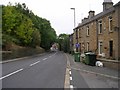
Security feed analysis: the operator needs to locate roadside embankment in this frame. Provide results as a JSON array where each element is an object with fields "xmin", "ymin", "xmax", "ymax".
[{"xmin": 2, "ymin": 45, "xmax": 45, "ymax": 60}]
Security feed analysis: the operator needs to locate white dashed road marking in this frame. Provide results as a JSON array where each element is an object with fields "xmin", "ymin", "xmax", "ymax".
[
  {"xmin": 29, "ymin": 61, "xmax": 40, "ymax": 66},
  {"xmin": 43, "ymin": 58, "xmax": 47, "ymax": 61},
  {"xmin": 70, "ymin": 85, "xmax": 74, "ymax": 89},
  {"xmin": 69, "ymin": 71, "xmax": 71, "ymax": 75},
  {"xmin": 0, "ymin": 53, "xmax": 56, "ymax": 80},
  {"xmin": 0, "ymin": 68, "xmax": 23, "ymax": 80},
  {"xmin": 70, "ymin": 76, "xmax": 72, "ymax": 80}
]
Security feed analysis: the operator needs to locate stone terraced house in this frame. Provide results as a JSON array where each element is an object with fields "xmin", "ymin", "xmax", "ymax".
[{"xmin": 72, "ymin": 0, "xmax": 120, "ymax": 61}]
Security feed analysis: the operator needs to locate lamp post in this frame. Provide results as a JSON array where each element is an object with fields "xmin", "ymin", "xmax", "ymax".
[
  {"xmin": 70, "ymin": 8, "xmax": 76, "ymax": 27},
  {"xmin": 71, "ymin": 8, "xmax": 78, "ymax": 52}
]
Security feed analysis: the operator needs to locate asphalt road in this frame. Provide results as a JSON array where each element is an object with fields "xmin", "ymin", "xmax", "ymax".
[
  {"xmin": 1, "ymin": 51, "xmax": 67, "ymax": 88},
  {"xmin": 1, "ymin": 52, "xmax": 119, "ymax": 89}
]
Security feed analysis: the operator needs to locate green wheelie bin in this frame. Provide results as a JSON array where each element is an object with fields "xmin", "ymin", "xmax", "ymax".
[
  {"xmin": 74, "ymin": 52, "xmax": 80, "ymax": 62},
  {"xmin": 85, "ymin": 53, "xmax": 96, "ymax": 66}
]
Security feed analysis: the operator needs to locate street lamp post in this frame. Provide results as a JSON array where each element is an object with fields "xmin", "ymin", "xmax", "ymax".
[
  {"xmin": 70, "ymin": 8, "xmax": 78, "ymax": 52},
  {"xmin": 70, "ymin": 8, "xmax": 76, "ymax": 27}
]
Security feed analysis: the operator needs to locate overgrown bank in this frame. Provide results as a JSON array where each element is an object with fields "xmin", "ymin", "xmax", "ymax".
[
  {"xmin": 1, "ymin": 3, "xmax": 57, "ymax": 60},
  {"xmin": 2, "ymin": 3, "xmax": 57, "ymax": 51},
  {"xmin": 2, "ymin": 44, "xmax": 45, "ymax": 60}
]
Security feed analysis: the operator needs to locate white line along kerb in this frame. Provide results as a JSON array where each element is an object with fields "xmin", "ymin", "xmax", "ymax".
[
  {"xmin": 70, "ymin": 76, "xmax": 72, "ymax": 80},
  {"xmin": 70, "ymin": 85, "xmax": 74, "ymax": 89},
  {"xmin": 69, "ymin": 71, "xmax": 71, "ymax": 75},
  {"xmin": 0, "ymin": 68, "xmax": 23, "ymax": 80}
]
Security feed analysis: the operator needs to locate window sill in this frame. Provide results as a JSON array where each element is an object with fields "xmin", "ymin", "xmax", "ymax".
[
  {"xmin": 98, "ymin": 33, "xmax": 102, "ymax": 35},
  {"xmin": 109, "ymin": 30, "xmax": 113, "ymax": 33},
  {"xmin": 86, "ymin": 35, "xmax": 90, "ymax": 37}
]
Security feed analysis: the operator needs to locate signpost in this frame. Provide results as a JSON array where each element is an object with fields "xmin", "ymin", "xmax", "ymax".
[
  {"xmin": 75, "ymin": 43, "xmax": 80, "ymax": 48},
  {"xmin": 75, "ymin": 43, "xmax": 80, "ymax": 52}
]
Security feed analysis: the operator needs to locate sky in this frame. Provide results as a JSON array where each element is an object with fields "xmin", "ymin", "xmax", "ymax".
[{"xmin": 1, "ymin": 0, "xmax": 119, "ymax": 36}]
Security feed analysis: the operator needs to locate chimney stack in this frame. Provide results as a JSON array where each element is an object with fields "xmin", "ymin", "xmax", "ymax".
[
  {"xmin": 103, "ymin": 0, "xmax": 113, "ymax": 11},
  {"xmin": 82, "ymin": 17, "xmax": 88, "ymax": 23},
  {"xmin": 88, "ymin": 11, "xmax": 95, "ymax": 19}
]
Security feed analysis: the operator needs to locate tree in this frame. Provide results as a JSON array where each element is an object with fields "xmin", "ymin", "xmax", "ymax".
[
  {"xmin": 31, "ymin": 29, "xmax": 41, "ymax": 48},
  {"xmin": 58, "ymin": 34, "xmax": 70, "ymax": 52},
  {"xmin": 2, "ymin": 3, "xmax": 57, "ymax": 50}
]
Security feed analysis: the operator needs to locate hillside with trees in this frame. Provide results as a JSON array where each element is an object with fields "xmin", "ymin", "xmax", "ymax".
[{"xmin": 2, "ymin": 3, "xmax": 57, "ymax": 51}]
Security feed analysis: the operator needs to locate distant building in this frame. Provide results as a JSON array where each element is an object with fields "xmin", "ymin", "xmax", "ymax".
[{"xmin": 72, "ymin": 0, "xmax": 120, "ymax": 60}]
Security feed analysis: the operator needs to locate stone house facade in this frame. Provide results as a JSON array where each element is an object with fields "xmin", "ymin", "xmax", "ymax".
[{"xmin": 73, "ymin": 0, "xmax": 120, "ymax": 60}]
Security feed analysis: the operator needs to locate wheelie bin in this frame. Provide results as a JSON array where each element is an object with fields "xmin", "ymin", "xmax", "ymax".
[
  {"xmin": 74, "ymin": 52, "xmax": 80, "ymax": 62},
  {"xmin": 85, "ymin": 53, "xmax": 96, "ymax": 66}
]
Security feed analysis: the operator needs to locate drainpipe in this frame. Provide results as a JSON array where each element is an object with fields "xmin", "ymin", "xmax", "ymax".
[{"xmin": 96, "ymin": 20, "xmax": 98, "ymax": 54}]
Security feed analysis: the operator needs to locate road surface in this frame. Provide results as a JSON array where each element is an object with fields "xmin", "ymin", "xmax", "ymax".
[
  {"xmin": 2, "ymin": 51, "xmax": 67, "ymax": 88},
  {"xmin": 1, "ymin": 51, "xmax": 119, "ymax": 89}
]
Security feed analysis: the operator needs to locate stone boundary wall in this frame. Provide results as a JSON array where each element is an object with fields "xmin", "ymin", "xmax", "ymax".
[{"xmin": 2, "ymin": 47, "xmax": 45, "ymax": 60}]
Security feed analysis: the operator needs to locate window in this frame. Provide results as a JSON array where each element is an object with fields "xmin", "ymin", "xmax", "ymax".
[
  {"xmin": 109, "ymin": 40, "xmax": 113, "ymax": 57},
  {"xmin": 98, "ymin": 20, "xmax": 102, "ymax": 34},
  {"xmin": 79, "ymin": 29, "xmax": 81, "ymax": 38},
  {"xmin": 86, "ymin": 26, "xmax": 89, "ymax": 36},
  {"xmin": 82, "ymin": 42, "xmax": 85, "ymax": 50},
  {"xmin": 76, "ymin": 29, "xmax": 78, "ymax": 39},
  {"xmin": 86, "ymin": 42, "xmax": 89, "ymax": 51},
  {"xmin": 109, "ymin": 17, "xmax": 113, "ymax": 32},
  {"xmin": 98, "ymin": 41, "xmax": 103, "ymax": 55}
]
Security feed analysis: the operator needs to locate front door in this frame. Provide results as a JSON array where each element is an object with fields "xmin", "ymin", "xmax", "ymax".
[{"xmin": 109, "ymin": 41, "xmax": 113, "ymax": 57}]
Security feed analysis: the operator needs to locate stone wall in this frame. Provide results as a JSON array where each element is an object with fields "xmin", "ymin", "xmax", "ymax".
[{"xmin": 2, "ymin": 47, "xmax": 45, "ymax": 60}]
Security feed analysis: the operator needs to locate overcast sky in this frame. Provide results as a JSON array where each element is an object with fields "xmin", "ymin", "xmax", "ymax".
[{"xmin": 1, "ymin": 0, "xmax": 119, "ymax": 35}]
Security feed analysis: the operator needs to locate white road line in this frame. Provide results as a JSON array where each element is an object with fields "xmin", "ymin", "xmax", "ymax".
[
  {"xmin": 70, "ymin": 76, "xmax": 72, "ymax": 80},
  {"xmin": 69, "ymin": 71, "xmax": 71, "ymax": 75},
  {"xmin": 0, "ymin": 68, "xmax": 23, "ymax": 80},
  {"xmin": 70, "ymin": 85, "xmax": 74, "ymax": 88},
  {"xmin": 43, "ymin": 58, "xmax": 47, "ymax": 61},
  {"xmin": 29, "ymin": 61, "xmax": 40, "ymax": 66},
  {"xmin": 52, "ymin": 52, "xmax": 57, "ymax": 57}
]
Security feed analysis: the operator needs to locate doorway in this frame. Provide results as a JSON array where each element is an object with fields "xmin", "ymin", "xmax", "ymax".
[{"xmin": 109, "ymin": 40, "xmax": 113, "ymax": 57}]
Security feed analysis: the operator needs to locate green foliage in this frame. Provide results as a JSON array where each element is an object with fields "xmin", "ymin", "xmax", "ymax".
[
  {"xmin": 2, "ymin": 4, "xmax": 34, "ymax": 46},
  {"xmin": 58, "ymin": 34, "xmax": 70, "ymax": 53},
  {"xmin": 31, "ymin": 29, "xmax": 41, "ymax": 48},
  {"xmin": 2, "ymin": 3, "xmax": 57, "ymax": 50}
]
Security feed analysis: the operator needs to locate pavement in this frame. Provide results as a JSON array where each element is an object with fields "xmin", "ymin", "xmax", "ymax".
[
  {"xmin": 66, "ymin": 53, "xmax": 120, "ymax": 80},
  {"xmin": 65, "ymin": 53, "xmax": 120, "ymax": 89}
]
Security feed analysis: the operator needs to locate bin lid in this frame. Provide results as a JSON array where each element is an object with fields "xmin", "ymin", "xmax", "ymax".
[
  {"xmin": 85, "ymin": 52, "xmax": 95, "ymax": 55},
  {"xmin": 75, "ymin": 52, "xmax": 80, "ymax": 54},
  {"xmin": 81, "ymin": 53, "xmax": 85, "ymax": 57}
]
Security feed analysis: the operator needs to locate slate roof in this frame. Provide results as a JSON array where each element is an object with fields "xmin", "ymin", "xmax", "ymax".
[{"xmin": 74, "ymin": 1, "xmax": 120, "ymax": 29}]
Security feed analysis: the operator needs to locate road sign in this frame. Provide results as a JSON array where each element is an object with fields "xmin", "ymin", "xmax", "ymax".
[{"xmin": 75, "ymin": 43, "xmax": 80, "ymax": 48}]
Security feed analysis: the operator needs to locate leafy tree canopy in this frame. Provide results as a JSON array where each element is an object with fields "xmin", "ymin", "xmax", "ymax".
[{"xmin": 2, "ymin": 3, "xmax": 57, "ymax": 50}]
